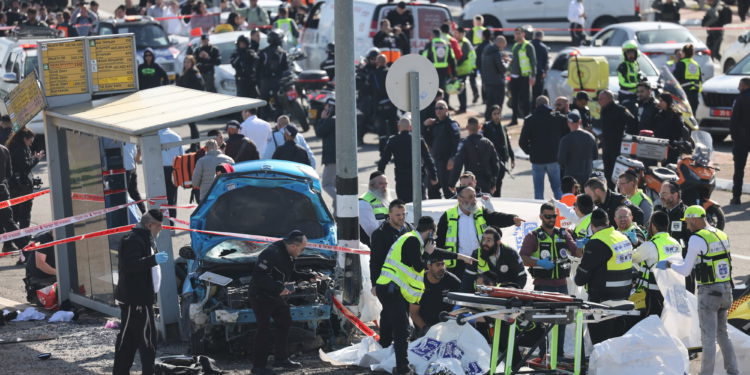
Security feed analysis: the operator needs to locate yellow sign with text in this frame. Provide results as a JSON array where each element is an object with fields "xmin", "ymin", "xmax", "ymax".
[
  {"xmin": 40, "ymin": 39, "xmax": 88, "ymax": 97},
  {"xmin": 4, "ymin": 71, "xmax": 45, "ymax": 130},
  {"xmin": 89, "ymin": 36, "xmax": 137, "ymax": 93}
]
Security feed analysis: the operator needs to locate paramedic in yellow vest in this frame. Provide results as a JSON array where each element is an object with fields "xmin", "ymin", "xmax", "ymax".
[
  {"xmin": 509, "ymin": 26, "xmax": 537, "ymax": 125},
  {"xmin": 273, "ymin": 7, "xmax": 299, "ymax": 46},
  {"xmin": 659, "ymin": 206, "xmax": 738, "ymax": 375},
  {"xmin": 468, "ymin": 15, "xmax": 487, "ymax": 105},
  {"xmin": 436, "ymin": 186, "xmax": 523, "ymax": 277},
  {"xmin": 468, "ymin": 15, "xmax": 487, "ymax": 46},
  {"xmin": 376, "ymin": 216, "xmax": 474, "ymax": 375},
  {"xmin": 422, "ymin": 29, "xmax": 455, "ymax": 97},
  {"xmin": 617, "ymin": 40, "xmax": 644, "ymax": 114},
  {"xmin": 666, "ymin": 48, "xmax": 683, "ymax": 73},
  {"xmin": 520, "ymin": 202, "xmax": 581, "ymax": 356},
  {"xmin": 674, "ymin": 43, "xmax": 702, "ymax": 115},
  {"xmin": 631, "ymin": 211, "xmax": 682, "ymax": 319},
  {"xmin": 452, "ymin": 27, "xmax": 476, "ymax": 114},
  {"xmin": 574, "ymin": 208, "xmax": 634, "ymax": 345},
  {"xmin": 554, "ymin": 193, "xmax": 596, "ymax": 240},
  {"xmin": 617, "ymin": 171, "xmax": 653, "ymax": 224},
  {"xmin": 359, "ymin": 171, "xmax": 390, "ymax": 247}
]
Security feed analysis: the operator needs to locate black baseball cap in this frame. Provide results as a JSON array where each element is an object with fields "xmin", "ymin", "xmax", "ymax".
[
  {"xmin": 575, "ymin": 92, "xmax": 589, "ymax": 101},
  {"xmin": 226, "ymin": 120, "xmax": 241, "ymax": 130}
]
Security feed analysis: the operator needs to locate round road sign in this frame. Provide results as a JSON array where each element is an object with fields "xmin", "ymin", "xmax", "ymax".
[{"xmin": 385, "ymin": 54, "xmax": 439, "ymax": 112}]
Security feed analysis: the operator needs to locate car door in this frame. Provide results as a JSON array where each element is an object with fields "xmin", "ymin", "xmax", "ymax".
[
  {"xmin": 604, "ymin": 29, "xmax": 629, "ymax": 47},
  {"xmin": 500, "ymin": 0, "xmax": 545, "ymax": 31},
  {"xmin": 542, "ymin": 0, "xmax": 570, "ymax": 33}
]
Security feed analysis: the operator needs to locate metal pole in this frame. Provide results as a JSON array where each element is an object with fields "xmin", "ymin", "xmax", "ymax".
[
  {"xmin": 334, "ymin": 0, "xmax": 360, "ymax": 305},
  {"xmin": 409, "ymin": 71, "xmax": 422, "ymax": 222}
]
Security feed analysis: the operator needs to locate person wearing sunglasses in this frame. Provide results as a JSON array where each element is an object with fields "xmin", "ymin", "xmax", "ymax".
[{"xmin": 520, "ymin": 202, "xmax": 581, "ymax": 357}]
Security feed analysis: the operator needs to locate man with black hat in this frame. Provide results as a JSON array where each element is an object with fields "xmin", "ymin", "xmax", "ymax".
[
  {"xmin": 191, "ymin": 35, "xmax": 221, "ymax": 92},
  {"xmin": 224, "ymin": 120, "xmax": 260, "ymax": 163},
  {"xmin": 249, "ymin": 230, "xmax": 319, "ymax": 375},
  {"xmin": 113, "ymin": 209, "xmax": 168, "ymax": 375},
  {"xmin": 360, "ymin": 171, "xmax": 390, "ymax": 247},
  {"xmin": 271, "ymin": 125, "xmax": 310, "ymax": 166},
  {"xmin": 570, "ymin": 92, "xmax": 592, "ymax": 131}
]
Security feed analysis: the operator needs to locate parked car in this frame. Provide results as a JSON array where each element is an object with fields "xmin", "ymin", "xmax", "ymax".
[
  {"xmin": 98, "ymin": 16, "xmax": 181, "ymax": 82},
  {"xmin": 721, "ymin": 30, "xmax": 750, "ymax": 73},
  {"xmin": 461, "ymin": 0, "xmax": 639, "ymax": 38},
  {"xmin": 696, "ymin": 53, "xmax": 750, "ymax": 140},
  {"xmin": 544, "ymin": 46, "xmax": 659, "ymax": 102},
  {"xmin": 181, "ymin": 159, "xmax": 339, "ymax": 354},
  {"xmin": 176, "ymin": 30, "xmax": 268, "ymax": 96},
  {"xmin": 299, "ymin": 0, "xmax": 452, "ymax": 70},
  {"xmin": 590, "ymin": 22, "xmax": 716, "ymax": 80}
]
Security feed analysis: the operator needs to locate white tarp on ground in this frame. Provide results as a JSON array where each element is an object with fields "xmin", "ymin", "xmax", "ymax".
[
  {"xmin": 588, "ymin": 315, "xmax": 689, "ymax": 375},
  {"xmin": 320, "ymin": 320, "xmax": 491, "ymax": 375}
]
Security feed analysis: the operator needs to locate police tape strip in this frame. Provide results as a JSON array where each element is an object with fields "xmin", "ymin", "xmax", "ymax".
[
  {"xmin": 0, "ymin": 189, "xmax": 50, "ymax": 210},
  {"xmin": 331, "ymin": 295, "xmax": 379, "ymax": 341},
  {"xmin": 101, "ymin": 168, "xmax": 127, "ymax": 176},
  {"xmin": 162, "ymin": 204, "xmax": 198, "ymax": 210}
]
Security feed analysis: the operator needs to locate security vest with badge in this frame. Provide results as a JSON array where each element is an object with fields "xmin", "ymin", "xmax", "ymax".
[
  {"xmin": 528, "ymin": 227, "xmax": 572, "ymax": 280},
  {"xmin": 376, "ymin": 231, "xmax": 426, "ymax": 304},
  {"xmin": 656, "ymin": 203, "xmax": 690, "ymax": 250},
  {"xmin": 629, "ymin": 189, "xmax": 652, "ymax": 208},
  {"xmin": 631, "ymin": 232, "xmax": 682, "ymax": 310},
  {"xmin": 455, "ymin": 37, "xmax": 477, "ymax": 77},
  {"xmin": 584, "ymin": 227, "xmax": 634, "ymax": 300},
  {"xmin": 677, "ymin": 57, "xmax": 702, "ymax": 93},
  {"xmin": 512, "ymin": 40, "xmax": 533, "ymax": 77},
  {"xmin": 693, "ymin": 227, "xmax": 732, "ymax": 285},
  {"xmin": 467, "ymin": 243, "xmax": 527, "ymax": 289},
  {"xmin": 443, "ymin": 206, "xmax": 487, "ymax": 268},
  {"xmin": 471, "ymin": 25, "xmax": 486, "ymax": 45},
  {"xmin": 618, "ymin": 59, "xmax": 640, "ymax": 93},
  {"xmin": 423, "ymin": 37, "xmax": 451, "ymax": 69},
  {"xmin": 273, "ymin": 17, "xmax": 296, "ymax": 44},
  {"xmin": 574, "ymin": 213, "xmax": 593, "ymax": 239}
]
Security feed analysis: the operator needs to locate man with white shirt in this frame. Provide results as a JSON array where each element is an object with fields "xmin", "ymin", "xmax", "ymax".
[
  {"xmin": 264, "ymin": 115, "xmax": 315, "ymax": 167},
  {"xmin": 437, "ymin": 186, "xmax": 524, "ymax": 277},
  {"xmin": 240, "ymin": 109, "xmax": 272, "ymax": 157},
  {"xmin": 568, "ymin": 0, "xmax": 586, "ymax": 46},
  {"xmin": 159, "ymin": 128, "xmax": 183, "ymax": 219},
  {"xmin": 359, "ymin": 171, "xmax": 390, "ymax": 247}
]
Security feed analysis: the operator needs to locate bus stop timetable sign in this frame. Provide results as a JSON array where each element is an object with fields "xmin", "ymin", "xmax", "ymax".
[
  {"xmin": 4, "ymin": 70, "xmax": 46, "ymax": 131},
  {"xmin": 39, "ymin": 39, "xmax": 88, "ymax": 97},
  {"xmin": 88, "ymin": 35, "xmax": 138, "ymax": 94}
]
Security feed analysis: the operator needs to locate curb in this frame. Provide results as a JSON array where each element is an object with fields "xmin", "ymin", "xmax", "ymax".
[{"xmin": 512, "ymin": 149, "xmax": 750, "ymax": 195}]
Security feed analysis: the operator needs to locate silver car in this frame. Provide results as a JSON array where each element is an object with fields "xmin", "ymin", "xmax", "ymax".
[
  {"xmin": 544, "ymin": 47, "xmax": 659, "ymax": 101},
  {"xmin": 590, "ymin": 22, "xmax": 716, "ymax": 81},
  {"xmin": 696, "ymin": 53, "xmax": 750, "ymax": 140}
]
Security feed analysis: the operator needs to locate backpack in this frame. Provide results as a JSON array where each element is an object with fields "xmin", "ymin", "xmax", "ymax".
[
  {"xmin": 719, "ymin": 5, "xmax": 732, "ymax": 26},
  {"xmin": 172, "ymin": 152, "xmax": 198, "ymax": 189}
]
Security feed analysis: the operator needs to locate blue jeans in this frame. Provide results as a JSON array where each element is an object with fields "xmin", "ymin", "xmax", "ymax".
[{"xmin": 531, "ymin": 162, "xmax": 562, "ymax": 200}]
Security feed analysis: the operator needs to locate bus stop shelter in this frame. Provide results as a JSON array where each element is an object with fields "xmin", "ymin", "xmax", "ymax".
[{"xmin": 44, "ymin": 85, "xmax": 264, "ymax": 340}]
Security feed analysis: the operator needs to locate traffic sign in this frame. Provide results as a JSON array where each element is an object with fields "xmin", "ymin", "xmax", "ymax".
[
  {"xmin": 4, "ymin": 71, "xmax": 45, "ymax": 131},
  {"xmin": 385, "ymin": 54, "xmax": 439, "ymax": 112},
  {"xmin": 88, "ymin": 35, "xmax": 138, "ymax": 94},
  {"xmin": 39, "ymin": 39, "xmax": 88, "ymax": 97}
]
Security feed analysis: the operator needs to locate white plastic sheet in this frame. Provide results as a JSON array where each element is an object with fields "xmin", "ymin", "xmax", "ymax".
[
  {"xmin": 11, "ymin": 307, "xmax": 45, "ymax": 321},
  {"xmin": 656, "ymin": 268, "xmax": 702, "ymax": 349},
  {"xmin": 356, "ymin": 246, "xmax": 382, "ymax": 324},
  {"xmin": 714, "ymin": 325, "xmax": 750, "ymax": 374},
  {"xmin": 320, "ymin": 321, "xmax": 491, "ymax": 375},
  {"xmin": 588, "ymin": 315, "xmax": 689, "ymax": 375}
]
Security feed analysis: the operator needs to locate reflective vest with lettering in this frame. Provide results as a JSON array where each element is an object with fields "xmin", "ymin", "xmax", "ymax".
[
  {"xmin": 375, "ymin": 230, "xmax": 426, "ymax": 303},
  {"xmin": 444, "ymin": 206, "xmax": 487, "ymax": 268},
  {"xmin": 590, "ymin": 227, "xmax": 633, "ymax": 294},
  {"xmin": 694, "ymin": 228, "xmax": 732, "ymax": 285},
  {"xmin": 529, "ymin": 227, "xmax": 571, "ymax": 280}
]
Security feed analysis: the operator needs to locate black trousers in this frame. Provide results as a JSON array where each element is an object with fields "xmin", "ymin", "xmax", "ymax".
[
  {"xmin": 237, "ymin": 78, "xmax": 259, "ymax": 98},
  {"xmin": 686, "ymin": 90, "xmax": 699, "ymax": 116},
  {"xmin": 188, "ymin": 123, "xmax": 200, "ymax": 152},
  {"xmin": 113, "ymin": 304, "xmax": 157, "ymax": 375},
  {"xmin": 10, "ymin": 185, "xmax": 32, "ymax": 247},
  {"xmin": 741, "ymin": 0, "xmax": 750, "ymax": 22},
  {"xmin": 706, "ymin": 31, "xmax": 723, "ymax": 61},
  {"xmin": 126, "ymin": 170, "xmax": 146, "ymax": 214},
  {"xmin": 602, "ymin": 153, "xmax": 617, "ymax": 190},
  {"xmin": 162, "ymin": 166, "xmax": 177, "ymax": 219},
  {"xmin": 437, "ymin": 68, "xmax": 449, "ymax": 106},
  {"xmin": 733, "ymin": 142, "xmax": 749, "ymax": 199},
  {"xmin": 0, "ymin": 187, "xmax": 21, "ymax": 248},
  {"xmin": 570, "ymin": 23, "xmax": 585, "ymax": 46},
  {"xmin": 395, "ymin": 171, "xmax": 426, "ymax": 204},
  {"xmin": 469, "ymin": 71, "xmax": 480, "ymax": 101},
  {"xmin": 457, "ymin": 75, "xmax": 469, "ymax": 111},
  {"xmin": 376, "ymin": 282, "xmax": 410, "ymax": 373},
  {"xmin": 251, "ymin": 296, "xmax": 292, "ymax": 368},
  {"xmin": 493, "ymin": 167, "xmax": 506, "ymax": 197},
  {"xmin": 510, "ymin": 76, "xmax": 531, "ymax": 122},
  {"xmin": 429, "ymin": 159, "xmax": 452, "ymax": 199},
  {"xmin": 484, "ymin": 83, "xmax": 505, "ymax": 121},
  {"xmin": 532, "ymin": 75, "xmax": 545, "ymax": 110}
]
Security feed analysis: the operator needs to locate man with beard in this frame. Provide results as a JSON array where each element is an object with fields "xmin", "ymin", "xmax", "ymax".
[
  {"xmin": 359, "ymin": 172, "xmax": 390, "ymax": 247},
  {"xmin": 520, "ymin": 203, "xmax": 580, "ymax": 356},
  {"xmin": 370, "ymin": 200, "xmax": 413, "ymax": 295},
  {"xmin": 409, "ymin": 256, "xmax": 461, "ymax": 337},
  {"xmin": 654, "ymin": 180, "xmax": 694, "ymax": 291},
  {"xmin": 463, "ymin": 227, "xmax": 526, "ymax": 291},
  {"xmin": 437, "ymin": 186, "xmax": 524, "ymax": 278},
  {"xmin": 583, "ymin": 177, "xmax": 644, "ymax": 226},
  {"xmin": 614, "ymin": 206, "xmax": 647, "ymax": 248}
]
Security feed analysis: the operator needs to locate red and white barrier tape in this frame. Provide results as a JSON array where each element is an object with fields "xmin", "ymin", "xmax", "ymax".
[
  {"xmin": 162, "ymin": 204, "xmax": 198, "ymax": 210},
  {"xmin": 0, "ymin": 189, "xmax": 49, "ymax": 209},
  {"xmin": 331, "ymin": 296, "xmax": 379, "ymax": 341}
]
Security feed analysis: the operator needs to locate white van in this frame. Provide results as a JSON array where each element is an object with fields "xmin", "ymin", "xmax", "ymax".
[
  {"xmin": 299, "ymin": 0, "xmax": 453, "ymax": 70},
  {"xmin": 461, "ymin": 0, "xmax": 640, "ymax": 38}
]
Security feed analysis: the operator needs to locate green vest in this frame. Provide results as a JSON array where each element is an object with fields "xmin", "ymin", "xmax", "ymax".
[
  {"xmin": 444, "ymin": 206, "xmax": 487, "ymax": 268},
  {"xmin": 636, "ymin": 232, "xmax": 682, "ymax": 292},
  {"xmin": 618, "ymin": 60, "xmax": 639, "ymax": 92},
  {"xmin": 513, "ymin": 40, "xmax": 532, "ymax": 76},
  {"xmin": 471, "ymin": 26, "xmax": 486, "ymax": 45},
  {"xmin": 590, "ymin": 227, "xmax": 634, "ymax": 292},
  {"xmin": 694, "ymin": 228, "xmax": 732, "ymax": 285},
  {"xmin": 574, "ymin": 213, "xmax": 592, "ymax": 238},
  {"xmin": 529, "ymin": 227, "xmax": 571, "ymax": 280},
  {"xmin": 359, "ymin": 192, "xmax": 388, "ymax": 221},
  {"xmin": 680, "ymin": 57, "xmax": 702, "ymax": 92},
  {"xmin": 274, "ymin": 18, "xmax": 296, "ymax": 43},
  {"xmin": 455, "ymin": 37, "xmax": 476, "ymax": 76},
  {"xmin": 619, "ymin": 223, "xmax": 646, "ymax": 246},
  {"xmin": 629, "ymin": 189, "xmax": 652, "ymax": 208},
  {"xmin": 376, "ymin": 230, "xmax": 426, "ymax": 303},
  {"xmin": 424, "ymin": 37, "xmax": 450, "ymax": 68}
]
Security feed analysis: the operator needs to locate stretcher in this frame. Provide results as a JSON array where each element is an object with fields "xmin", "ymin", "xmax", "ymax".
[{"xmin": 442, "ymin": 286, "xmax": 640, "ymax": 375}]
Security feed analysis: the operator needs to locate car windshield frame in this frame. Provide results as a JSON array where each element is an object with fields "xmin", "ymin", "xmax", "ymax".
[
  {"xmin": 635, "ymin": 29, "xmax": 695, "ymax": 45},
  {"xmin": 727, "ymin": 54, "xmax": 750, "ymax": 75},
  {"xmin": 117, "ymin": 23, "xmax": 169, "ymax": 49}
]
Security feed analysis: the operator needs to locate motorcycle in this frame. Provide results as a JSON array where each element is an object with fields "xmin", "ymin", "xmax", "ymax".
[{"xmin": 265, "ymin": 48, "xmax": 311, "ymax": 132}]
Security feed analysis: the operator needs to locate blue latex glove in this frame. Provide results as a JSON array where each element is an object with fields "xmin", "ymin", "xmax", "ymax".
[
  {"xmin": 537, "ymin": 259, "xmax": 555, "ymax": 270},
  {"xmin": 655, "ymin": 260, "xmax": 669, "ymax": 270},
  {"xmin": 626, "ymin": 231, "xmax": 638, "ymax": 245},
  {"xmin": 155, "ymin": 252, "xmax": 169, "ymax": 265},
  {"xmin": 576, "ymin": 237, "xmax": 589, "ymax": 249}
]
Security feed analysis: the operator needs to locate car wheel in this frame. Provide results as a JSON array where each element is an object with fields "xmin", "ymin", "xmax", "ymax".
[
  {"xmin": 723, "ymin": 59, "xmax": 735, "ymax": 73},
  {"xmin": 483, "ymin": 15, "xmax": 502, "ymax": 36},
  {"xmin": 592, "ymin": 16, "xmax": 617, "ymax": 32}
]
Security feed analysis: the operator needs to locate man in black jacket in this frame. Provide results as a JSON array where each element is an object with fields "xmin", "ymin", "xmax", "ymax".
[
  {"xmin": 423, "ymin": 100, "xmax": 461, "ymax": 198},
  {"xmin": 224, "ymin": 120, "xmax": 260, "ymax": 162},
  {"xmin": 635, "ymin": 82, "xmax": 658, "ymax": 132},
  {"xmin": 378, "ymin": 118, "xmax": 438, "ymax": 203},
  {"xmin": 519, "ymin": 96, "xmax": 567, "ymax": 200},
  {"xmin": 462, "ymin": 227, "xmax": 526, "ymax": 292},
  {"xmin": 249, "ymin": 230, "xmax": 317, "ymax": 374},
  {"xmin": 231, "ymin": 35, "xmax": 259, "ymax": 98},
  {"xmin": 483, "ymin": 105, "xmax": 515, "ymax": 197},
  {"xmin": 448, "ymin": 117, "xmax": 500, "ymax": 194},
  {"xmin": 138, "ymin": 48, "xmax": 168, "ymax": 90},
  {"xmin": 571, "ymin": 92, "xmax": 592, "ymax": 131},
  {"xmin": 193, "ymin": 35, "xmax": 221, "ymax": 92},
  {"xmin": 272, "ymin": 125, "xmax": 310, "ymax": 166},
  {"xmin": 531, "ymin": 31, "xmax": 549, "ymax": 109},
  {"xmin": 480, "ymin": 36, "xmax": 508, "ymax": 121},
  {"xmin": 655, "ymin": 180, "xmax": 694, "ymax": 291},
  {"xmin": 584, "ymin": 177, "xmax": 644, "ymax": 226},
  {"xmin": 0, "ymin": 142, "xmax": 21, "ymax": 252},
  {"xmin": 113, "ymin": 210, "xmax": 168, "ymax": 375},
  {"xmin": 370, "ymin": 200, "xmax": 412, "ymax": 293},
  {"xmin": 598, "ymin": 90, "xmax": 638, "ymax": 189},
  {"xmin": 315, "ymin": 100, "xmax": 336, "ymax": 200},
  {"xmin": 730, "ymin": 78, "xmax": 750, "ymax": 205}
]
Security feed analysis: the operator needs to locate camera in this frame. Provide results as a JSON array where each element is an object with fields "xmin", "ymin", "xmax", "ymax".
[{"xmin": 32, "ymin": 177, "xmax": 42, "ymax": 190}]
